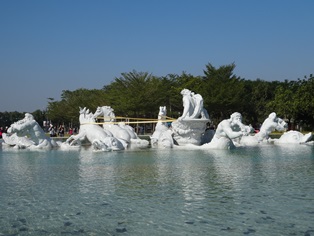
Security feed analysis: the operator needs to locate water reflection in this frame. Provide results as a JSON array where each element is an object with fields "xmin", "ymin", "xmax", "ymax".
[
  {"xmin": 78, "ymin": 148, "xmax": 117, "ymax": 196},
  {"xmin": 154, "ymin": 149, "xmax": 209, "ymax": 209}
]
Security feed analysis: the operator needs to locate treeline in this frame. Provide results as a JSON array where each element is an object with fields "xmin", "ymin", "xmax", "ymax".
[
  {"xmin": 0, "ymin": 110, "xmax": 48, "ymax": 130},
  {"xmin": 1, "ymin": 63, "xmax": 313, "ymax": 131}
]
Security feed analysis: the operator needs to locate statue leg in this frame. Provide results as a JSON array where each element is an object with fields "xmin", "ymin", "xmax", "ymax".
[{"xmin": 66, "ymin": 133, "xmax": 85, "ymax": 146}]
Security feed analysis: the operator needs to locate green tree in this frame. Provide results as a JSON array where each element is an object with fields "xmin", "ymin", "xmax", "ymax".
[
  {"xmin": 47, "ymin": 88, "xmax": 108, "ymax": 126},
  {"xmin": 32, "ymin": 109, "xmax": 45, "ymax": 127},
  {"xmin": 0, "ymin": 111, "xmax": 22, "ymax": 128},
  {"xmin": 293, "ymin": 75, "xmax": 314, "ymax": 129},
  {"xmin": 161, "ymin": 72, "xmax": 203, "ymax": 118},
  {"xmin": 266, "ymin": 80, "xmax": 299, "ymax": 128},
  {"xmin": 41, "ymin": 66, "xmax": 314, "ymax": 131},
  {"xmin": 103, "ymin": 70, "xmax": 168, "ymax": 118},
  {"xmin": 242, "ymin": 79, "xmax": 280, "ymax": 127},
  {"xmin": 201, "ymin": 62, "xmax": 246, "ymax": 124}
]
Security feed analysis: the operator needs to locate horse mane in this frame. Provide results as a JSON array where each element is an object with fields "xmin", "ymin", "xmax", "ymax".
[
  {"xmin": 79, "ymin": 107, "xmax": 96, "ymax": 124},
  {"xmin": 94, "ymin": 106, "xmax": 116, "ymax": 122}
]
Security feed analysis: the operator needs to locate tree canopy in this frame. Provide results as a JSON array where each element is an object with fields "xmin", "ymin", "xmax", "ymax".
[{"xmin": 1, "ymin": 64, "xmax": 313, "ymax": 131}]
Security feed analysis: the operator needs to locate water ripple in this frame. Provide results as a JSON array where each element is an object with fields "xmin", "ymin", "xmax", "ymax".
[{"xmin": 0, "ymin": 146, "xmax": 313, "ymax": 235}]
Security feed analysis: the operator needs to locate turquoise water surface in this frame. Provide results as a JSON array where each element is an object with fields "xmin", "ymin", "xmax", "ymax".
[{"xmin": 0, "ymin": 144, "xmax": 313, "ymax": 235}]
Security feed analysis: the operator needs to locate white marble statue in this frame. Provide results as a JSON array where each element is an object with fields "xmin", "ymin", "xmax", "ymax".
[
  {"xmin": 239, "ymin": 112, "xmax": 287, "ymax": 146},
  {"xmin": 171, "ymin": 89, "xmax": 210, "ymax": 145},
  {"xmin": 239, "ymin": 112, "xmax": 312, "ymax": 146},
  {"xmin": 93, "ymin": 106, "xmax": 131, "ymax": 148},
  {"xmin": 93, "ymin": 106, "xmax": 149, "ymax": 149},
  {"xmin": 204, "ymin": 112, "xmax": 253, "ymax": 149},
  {"xmin": 275, "ymin": 130, "xmax": 313, "ymax": 144},
  {"xmin": 2, "ymin": 133, "xmax": 35, "ymax": 148},
  {"xmin": 2, "ymin": 113, "xmax": 58, "ymax": 149},
  {"xmin": 150, "ymin": 106, "xmax": 174, "ymax": 148},
  {"xmin": 65, "ymin": 107, "xmax": 124, "ymax": 151},
  {"xmin": 179, "ymin": 88, "xmax": 209, "ymax": 120},
  {"xmin": 257, "ymin": 112, "xmax": 287, "ymax": 140}
]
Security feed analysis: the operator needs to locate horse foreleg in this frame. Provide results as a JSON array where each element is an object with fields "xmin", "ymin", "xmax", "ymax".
[{"xmin": 66, "ymin": 132, "xmax": 86, "ymax": 146}]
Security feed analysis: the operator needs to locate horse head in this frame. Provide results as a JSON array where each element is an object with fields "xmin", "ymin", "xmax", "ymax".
[
  {"xmin": 158, "ymin": 106, "xmax": 167, "ymax": 120},
  {"xmin": 94, "ymin": 106, "xmax": 116, "ymax": 122},
  {"xmin": 93, "ymin": 106, "xmax": 102, "ymax": 117},
  {"xmin": 78, "ymin": 107, "xmax": 96, "ymax": 124}
]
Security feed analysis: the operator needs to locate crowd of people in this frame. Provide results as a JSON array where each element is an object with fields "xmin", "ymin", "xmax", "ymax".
[
  {"xmin": 0, "ymin": 123, "xmax": 79, "ymax": 139},
  {"xmin": 47, "ymin": 124, "xmax": 78, "ymax": 137},
  {"xmin": 1, "ymin": 121, "xmax": 149, "ymax": 140}
]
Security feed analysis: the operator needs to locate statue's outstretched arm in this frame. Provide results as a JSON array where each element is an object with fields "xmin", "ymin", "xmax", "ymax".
[{"xmin": 223, "ymin": 125, "xmax": 243, "ymax": 139}]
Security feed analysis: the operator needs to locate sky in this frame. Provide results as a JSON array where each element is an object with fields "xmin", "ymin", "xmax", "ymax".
[{"xmin": 1, "ymin": 0, "xmax": 313, "ymax": 112}]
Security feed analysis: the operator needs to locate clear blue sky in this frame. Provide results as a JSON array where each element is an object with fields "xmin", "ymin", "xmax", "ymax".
[{"xmin": 1, "ymin": 0, "xmax": 313, "ymax": 112}]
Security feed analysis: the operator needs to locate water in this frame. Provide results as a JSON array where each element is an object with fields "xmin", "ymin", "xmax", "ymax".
[{"xmin": 0, "ymin": 144, "xmax": 314, "ymax": 235}]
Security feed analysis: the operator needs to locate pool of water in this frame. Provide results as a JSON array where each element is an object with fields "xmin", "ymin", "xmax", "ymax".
[{"xmin": 0, "ymin": 144, "xmax": 314, "ymax": 235}]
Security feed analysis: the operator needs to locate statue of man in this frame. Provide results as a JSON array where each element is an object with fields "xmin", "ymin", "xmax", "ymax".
[
  {"xmin": 208, "ymin": 112, "xmax": 253, "ymax": 150},
  {"xmin": 213, "ymin": 112, "xmax": 250, "ymax": 140},
  {"xmin": 256, "ymin": 112, "xmax": 287, "ymax": 141}
]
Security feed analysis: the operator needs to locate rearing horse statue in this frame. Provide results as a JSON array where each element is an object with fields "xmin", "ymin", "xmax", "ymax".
[
  {"xmin": 65, "ymin": 107, "xmax": 124, "ymax": 151},
  {"xmin": 93, "ymin": 106, "xmax": 149, "ymax": 149}
]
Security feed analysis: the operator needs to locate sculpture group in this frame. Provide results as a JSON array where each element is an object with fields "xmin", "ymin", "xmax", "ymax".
[
  {"xmin": 2, "ymin": 113, "xmax": 58, "ymax": 149},
  {"xmin": 1, "ymin": 88, "xmax": 313, "ymax": 151}
]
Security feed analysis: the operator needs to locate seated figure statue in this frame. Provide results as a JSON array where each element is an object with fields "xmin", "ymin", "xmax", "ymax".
[
  {"xmin": 179, "ymin": 88, "xmax": 209, "ymax": 120},
  {"xmin": 172, "ymin": 89, "xmax": 210, "ymax": 145},
  {"xmin": 3, "ymin": 113, "xmax": 57, "ymax": 149},
  {"xmin": 207, "ymin": 112, "xmax": 252, "ymax": 149}
]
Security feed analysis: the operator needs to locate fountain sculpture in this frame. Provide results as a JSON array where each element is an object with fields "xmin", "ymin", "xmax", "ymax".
[
  {"xmin": 64, "ymin": 107, "xmax": 125, "ymax": 151},
  {"xmin": 238, "ymin": 112, "xmax": 312, "ymax": 146},
  {"xmin": 274, "ymin": 130, "xmax": 312, "ymax": 144},
  {"xmin": 1, "ymin": 88, "xmax": 313, "ymax": 151},
  {"xmin": 239, "ymin": 112, "xmax": 287, "ymax": 146},
  {"xmin": 171, "ymin": 89, "xmax": 210, "ymax": 145},
  {"xmin": 2, "ymin": 113, "xmax": 58, "ymax": 149},
  {"xmin": 93, "ymin": 106, "xmax": 149, "ymax": 149},
  {"xmin": 203, "ymin": 112, "xmax": 253, "ymax": 149},
  {"xmin": 150, "ymin": 106, "xmax": 174, "ymax": 148}
]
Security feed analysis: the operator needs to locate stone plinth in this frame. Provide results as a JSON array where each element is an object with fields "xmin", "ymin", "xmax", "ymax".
[{"xmin": 171, "ymin": 119, "xmax": 209, "ymax": 145}]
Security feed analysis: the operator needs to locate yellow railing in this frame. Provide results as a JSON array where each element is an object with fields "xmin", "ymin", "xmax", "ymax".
[{"xmin": 82, "ymin": 115, "xmax": 177, "ymax": 125}]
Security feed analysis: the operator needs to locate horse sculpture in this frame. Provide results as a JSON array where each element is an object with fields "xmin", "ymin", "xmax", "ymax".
[
  {"xmin": 150, "ymin": 106, "xmax": 174, "ymax": 148},
  {"xmin": 2, "ymin": 113, "xmax": 58, "ymax": 149},
  {"xmin": 93, "ymin": 106, "xmax": 149, "ymax": 149},
  {"xmin": 65, "ymin": 107, "xmax": 124, "ymax": 151}
]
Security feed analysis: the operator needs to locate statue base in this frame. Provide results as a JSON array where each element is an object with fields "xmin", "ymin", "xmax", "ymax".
[{"xmin": 171, "ymin": 119, "xmax": 209, "ymax": 146}]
